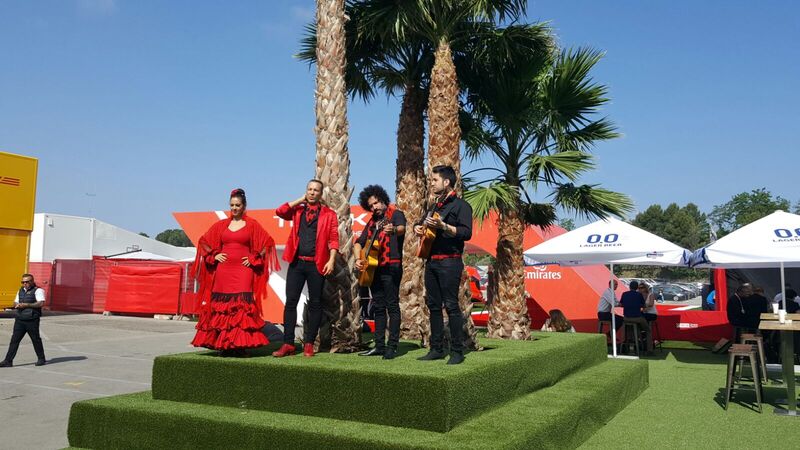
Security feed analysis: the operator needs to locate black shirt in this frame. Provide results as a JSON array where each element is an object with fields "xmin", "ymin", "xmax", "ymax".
[
  {"xmin": 357, "ymin": 209, "xmax": 407, "ymax": 266},
  {"xmin": 621, "ymin": 290, "xmax": 645, "ymax": 318},
  {"xmin": 421, "ymin": 195, "xmax": 473, "ymax": 257},
  {"xmin": 297, "ymin": 210, "xmax": 318, "ymax": 257}
]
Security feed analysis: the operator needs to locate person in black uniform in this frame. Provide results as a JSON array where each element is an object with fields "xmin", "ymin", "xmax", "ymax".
[
  {"xmin": 354, "ymin": 185, "xmax": 406, "ymax": 360},
  {"xmin": 413, "ymin": 165, "xmax": 473, "ymax": 365},
  {"xmin": 1, "ymin": 273, "xmax": 47, "ymax": 367}
]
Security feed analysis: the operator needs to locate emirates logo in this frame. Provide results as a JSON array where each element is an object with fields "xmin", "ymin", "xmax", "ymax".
[{"xmin": 0, "ymin": 176, "xmax": 21, "ymax": 187}]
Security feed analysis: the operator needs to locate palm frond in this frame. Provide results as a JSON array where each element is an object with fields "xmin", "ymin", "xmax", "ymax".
[
  {"xmin": 554, "ymin": 117, "xmax": 619, "ymax": 152},
  {"xmin": 526, "ymin": 151, "xmax": 596, "ymax": 188},
  {"xmin": 551, "ymin": 183, "xmax": 633, "ymax": 220},
  {"xmin": 536, "ymin": 47, "xmax": 615, "ymax": 150},
  {"xmin": 463, "ymin": 182, "xmax": 519, "ymax": 223},
  {"xmin": 519, "ymin": 202, "xmax": 557, "ymax": 228}
]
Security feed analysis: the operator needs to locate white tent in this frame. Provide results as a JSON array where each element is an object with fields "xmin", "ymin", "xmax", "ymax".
[
  {"xmin": 524, "ymin": 217, "xmax": 690, "ymax": 357},
  {"xmin": 690, "ymin": 210, "xmax": 800, "ymax": 310}
]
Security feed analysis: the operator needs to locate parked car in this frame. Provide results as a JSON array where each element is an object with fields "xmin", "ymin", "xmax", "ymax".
[{"xmin": 652, "ymin": 284, "xmax": 690, "ymax": 302}]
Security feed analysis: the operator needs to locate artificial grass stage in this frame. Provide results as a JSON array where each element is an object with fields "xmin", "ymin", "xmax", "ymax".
[
  {"xmin": 68, "ymin": 358, "xmax": 648, "ymax": 449},
  {"xmin": 151, "ymin": 332, "xmax": 608, "ymax": 432}
]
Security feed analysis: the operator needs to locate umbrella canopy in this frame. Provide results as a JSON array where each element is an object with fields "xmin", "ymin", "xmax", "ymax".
[
  {"xmin": 524, "ymin": 217, "xmax": 690, "ymax": 267},
  {"xmin": 690, "ymin": 210, "xmax": 800, "ymax": 269},
  {"xmin": 524, "ymin": 217, "xmax": 689, "ymax": 359}
]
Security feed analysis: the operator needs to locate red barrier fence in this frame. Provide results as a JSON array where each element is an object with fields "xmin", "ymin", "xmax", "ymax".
[{"xmin": 47, "ymin": 258, "xmax": 193, "ymax": 315}]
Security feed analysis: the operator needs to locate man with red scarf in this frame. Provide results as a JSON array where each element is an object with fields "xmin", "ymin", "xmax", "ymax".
[
  {"xmin": 273, "ymin": 179, "xmax": 339, "ymax": 358},
  {"xmin": 413, "ymin": 165, "xmax": 473, "ymax": 365},
  {"xmin": 354, "ymin": 185, "xmax": 406, "ymax": 360}
]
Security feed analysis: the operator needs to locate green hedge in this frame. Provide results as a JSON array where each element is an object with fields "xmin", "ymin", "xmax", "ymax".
[
  {"xmin": 69, "ymin": 359, "xmax": 647, "ymax": 449},
  {"xmin": 151, "ymin": 333, "xmax": 607, "ymax": 432}
]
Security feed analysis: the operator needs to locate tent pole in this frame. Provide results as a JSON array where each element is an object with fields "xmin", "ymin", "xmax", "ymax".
[
  {"xmin": 781, "ymin": 261, "xmax": 786, "ymax": 311},
  {"xmin": 610, "ymin": 263, "xmax": 617, "ymax": 358}
]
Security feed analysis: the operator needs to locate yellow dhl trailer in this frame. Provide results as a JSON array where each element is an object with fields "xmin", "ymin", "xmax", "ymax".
[{"xmin": 0, "ymin": 151, "xmax": 38, "ymax": 309}]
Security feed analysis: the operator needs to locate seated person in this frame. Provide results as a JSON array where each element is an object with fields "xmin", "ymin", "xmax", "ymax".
[
  {"xmin": 620, "ymin": 280, "xmax": 653, "ymax": 353},
  {"xmin": 597, "ymin": 280, "xmax": 624, "ymax": 331},
  {"xmin": 541, "ymin": 309, "xmax": 575, "ymax": 333},
  {"xmin": 785, "ymin": 289, "xmax": 800, "ymax": 314},
  {"xmin": 639, "ymin": 283, "xmax": 657, "ymax": 323}
]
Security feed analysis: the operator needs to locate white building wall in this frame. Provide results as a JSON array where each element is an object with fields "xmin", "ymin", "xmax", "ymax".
[{"xmin": 31, "ymin": 213, "xmax": 195, "ymax": 262}]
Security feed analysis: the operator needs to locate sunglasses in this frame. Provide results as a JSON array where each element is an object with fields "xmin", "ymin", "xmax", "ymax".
[{"xmin": 21, "ymin": 280, "xmax": 33, "ymax": 284}]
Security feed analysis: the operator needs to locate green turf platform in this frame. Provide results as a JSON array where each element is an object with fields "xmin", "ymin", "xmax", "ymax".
[
  {"xmin": 152, "ymin": 333, "xmax": 608, "ymax": 432},
  {"xmin": 69, "ymin": 358, "xmax": 648, "ymax": 449}
]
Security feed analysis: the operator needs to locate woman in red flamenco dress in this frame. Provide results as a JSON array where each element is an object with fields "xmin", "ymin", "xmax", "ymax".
[{"xmin": 191, "ymin": 188, "xmax": 279, "ymax": 356}]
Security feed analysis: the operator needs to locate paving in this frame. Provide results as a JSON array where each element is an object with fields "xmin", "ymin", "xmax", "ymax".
[{"xmin": 0, "ymin": 312, "xmax": 200, "ymax": 450}]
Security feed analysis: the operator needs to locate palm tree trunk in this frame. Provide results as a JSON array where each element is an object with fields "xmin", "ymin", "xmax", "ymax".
[
  {"xmin": 487, "ymin": 206, "xmax": 531, "ymax": 339},
  {"xmin": 395, "ymin": 84, "xmax": 429, "ymax": 345},
  {"xmin": 314, "ymin": 0, "xmax": 361, "ymax": 352},
  {"xmin": 427, "ymin": 40, "xmax": 479, "ymax": 350}
]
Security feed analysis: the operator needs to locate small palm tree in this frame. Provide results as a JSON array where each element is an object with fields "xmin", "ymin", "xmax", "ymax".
[{"xmin": 462, "ymin": 26, "xmax": 633, "ymax": 339}]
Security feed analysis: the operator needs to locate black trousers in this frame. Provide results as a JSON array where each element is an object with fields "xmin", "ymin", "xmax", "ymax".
[
  {"xmin": 4, "ymin": 318, "xmax": 46, "ymax": 362},
  {"xmin": 598, "ymin": 312, "xmax": 625, "ymax": 330},
  {"xmin": 284, "ymin": 260, "xmax": 325, "ymax": 344},
  {"xmin": 425, "ymin": 258, "xmax": 464, "ymax": 353},
  {"xmin": 371, "ymin": 264, "xmax": 402, "ymax": 350}
]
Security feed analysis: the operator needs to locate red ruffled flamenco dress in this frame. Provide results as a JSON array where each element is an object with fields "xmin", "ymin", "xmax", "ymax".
[{"xmin": 191, "ymin": 216, "xmax": 279, "ymax": 351}]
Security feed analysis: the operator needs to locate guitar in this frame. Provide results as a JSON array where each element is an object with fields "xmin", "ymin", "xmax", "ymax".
[
  {"xmin": 415, "ymin": 194, "xmax": 444, "ymax": 259},
  {"xmin": 357, "ymin": 217, "xmax": 387, "ymax": 287}
]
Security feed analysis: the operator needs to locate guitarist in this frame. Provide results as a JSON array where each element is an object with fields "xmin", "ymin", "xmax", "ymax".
[
  {"xmin": 413, "ymin": 165, "xmax": 473, "ymax": 365},
  {"xmin": 354, "ymin": 185, "xmax": 406, "ymax": 360}
]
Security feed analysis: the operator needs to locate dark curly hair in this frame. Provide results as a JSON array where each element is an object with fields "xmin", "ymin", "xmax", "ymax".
[{"xmin": 358, "ymin": 184, "xmax": 390, "ymax": 211}]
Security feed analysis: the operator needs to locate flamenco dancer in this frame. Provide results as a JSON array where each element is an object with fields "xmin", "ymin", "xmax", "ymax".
[{"xmin": 191, "ymin": 188, "xmax": 279, "ymax": 356}]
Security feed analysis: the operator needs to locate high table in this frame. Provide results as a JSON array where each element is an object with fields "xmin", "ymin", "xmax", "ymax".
[
  {"xmin": 761, "ymin": 313, "xmax": 800, "ymax": 321},
  {"xmin": 759, "ymin": 320, "xmax": 800, "ymax": 416}
]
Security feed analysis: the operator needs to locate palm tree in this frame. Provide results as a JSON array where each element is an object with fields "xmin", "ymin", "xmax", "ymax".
[
  {"xmin": 462, "ymin": 26, "xmax": 633, "ymax": 340},
  {"xmin": 313, "ymin": 0, "xmax": 361, "ymax": 352},
  {"xmin": 359, "ymin": 0, "xmax": 528, "ymax": 350},
  {"xmin": 299, "ymin": 1, "xmax": 435, "ymax": 345}
]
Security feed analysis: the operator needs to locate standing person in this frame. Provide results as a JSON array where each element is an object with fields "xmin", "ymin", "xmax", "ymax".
[
  {"xmin": 413, "ymin": 165, "xmax": 473, "ymax": 365},
  {"xmin": 621, "ymin": 280, "xmax": 653, "ymax": 353},
  {"xmin": 727, "ymin": 284, "xmax": 754, "ymax": 329},
  {"xmin": 354, "ymin": 185, "xmax": 406, "ymax": 360},
  {"xmin": 1, "ymin": 274, "xmax": 47, "ymax": 367},
  {"xmin": 273, "ymin": 179, "xmax": 339, "ymax": 358},
  {"xmin": 191, "ymin": 189, "xmax": 279, "ymax": 357},
  {"xmin": 597, "ymin": 280, "xmax": 623, "ymax": 331}
]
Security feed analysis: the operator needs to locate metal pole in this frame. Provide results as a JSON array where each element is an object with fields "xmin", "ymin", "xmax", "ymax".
[
  {"xmin": 610, "ymin": 263, "xmax": 617, "ymax": 358},
  {"xmin": 781, "ymin": 261, "xmax": 786, "ymax": 311}
]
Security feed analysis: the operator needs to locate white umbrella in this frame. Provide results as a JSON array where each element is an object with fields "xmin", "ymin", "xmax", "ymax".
[
  {"xmin": 524, "ymin": 217, "xmax": 691, "ymax": 357},
  {"xmin": 690, "ymin": 210, "xmax": 800, "ymax": 310}
]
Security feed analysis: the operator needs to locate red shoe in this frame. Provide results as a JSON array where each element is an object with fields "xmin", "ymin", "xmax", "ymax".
[
  {"xmin": 272, "ymin": 343, "xmax": 296, "ymax": 358},
  {"xmin": 303, "ymin": 343, "xmax": 315, "ymax": 357}
]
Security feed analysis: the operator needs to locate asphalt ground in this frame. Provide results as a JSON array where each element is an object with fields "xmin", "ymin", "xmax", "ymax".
[{"xmin": 0, "ymin": 312, "xmax": 200, "ymax": 450}]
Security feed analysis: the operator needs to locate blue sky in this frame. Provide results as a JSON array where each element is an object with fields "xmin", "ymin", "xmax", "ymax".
[{"xmin": 1, "ymin": 0, "xmax": 797, "ymax": 236}]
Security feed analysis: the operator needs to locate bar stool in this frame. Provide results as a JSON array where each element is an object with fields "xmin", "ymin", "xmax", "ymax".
[
  {"xmin": 623, "ymin": 320, "xmax": 642, "ymax": 357},
  {"xmin": 740, "ymin": 333, "xmax": 768, "ymax": 382},
  {"xmin": 649, "ymin": 319, "xmax": 663, "ymax": 351},
  {"xmin": 724, "ymin": 344, "xmax": 762, "ymax": 413},
  {"xmin": 597, "ymin": 320, "xmax": 613, "ymax": 334}
]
